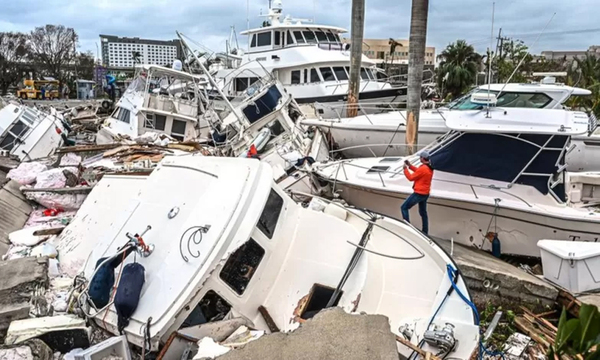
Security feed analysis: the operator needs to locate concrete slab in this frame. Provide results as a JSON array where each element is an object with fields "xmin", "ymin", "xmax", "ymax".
[
  {"xmin": 436, "ymin": 240, "xmax": 558, "ymax": 311},
  {"xmin": 0, "ymin": 180, "xmax": 33, "ymax": 257},
  {"xmin": 0, "ymin": 303, "xmax": 30, "ymax": 332},
  {"xmin": 577, "ymin": 293, "xmax": 600, "ymax": 309},
  {"xmin": 216, "ymin": 308, "xmax": 398, "ymax": 360},
  {"xmin": 0, "ymin": 257, "xmax": 49, "ymax": 306}
]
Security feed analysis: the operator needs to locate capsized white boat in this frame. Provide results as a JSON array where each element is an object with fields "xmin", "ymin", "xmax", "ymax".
[
  {"xmin": 77, "ymin": 156, "xmax": 479, "ymax": 359},
  {"xmin": 0, "ymin": 102, "xmax": 67, "ymax": 161},
  {"xmin": 302, "ymin": 82, "xmax": 600, "ymax": 172},
  {"xmin": 314, "ymin": 107, "xmax": 600, "ymax": 257},
  {"xmin": 96, "ymin": 64, "xmax": 214, "ymax": 145}
]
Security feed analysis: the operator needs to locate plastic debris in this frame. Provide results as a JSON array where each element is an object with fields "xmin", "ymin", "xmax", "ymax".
[
  {"xmin": 308, "ymin": 197, "xmax": 328, "ymax": 212},
  {"xmin": 7, "ymin": 162, "xmax": 48, "ymax": 185},
  {"xmin": 31, "ymin": 242, "xmax": 59, "ymax": 259},
  {"xmin": 25, "ymin": 192, "xmax": 87, "ymax": 211},
  {"xmin": 8, "ymin": 226, "xmax": 50, "ymax": 246},
  {"xmin": 34, "ymin": 167, "xmax": 79, "ymax": 189},
  {"xmin": 2, "ymin": 245, "xmax": 31, "ymax": 260},
  {"xmin": 71, "ymin": 335, "xmax": 131, "ymax": 360},
  {"xmin": 47, "ymin": 259, "xmax": 61, "ymax": 278},
  {"xmin": 59, "ymin": 153, "xmax": 82, "ymax": 167},
  {"xmin": 193, "ymin": 337, "xmax": 231, "ymax": 360}
]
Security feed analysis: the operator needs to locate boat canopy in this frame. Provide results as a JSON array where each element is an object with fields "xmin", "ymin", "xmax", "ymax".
[{"xmin": 431, "ymin": 132, "xmax": 567, "ymax": 200}]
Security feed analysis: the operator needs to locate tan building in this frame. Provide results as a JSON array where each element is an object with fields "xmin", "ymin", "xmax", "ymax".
[
  {"xmin": 541, "ymin": 45, "xmax": 600, "ymax": 61},
  {"xmin": 342, "ymin": 38, "xmax": 436, "ymax": 65}
]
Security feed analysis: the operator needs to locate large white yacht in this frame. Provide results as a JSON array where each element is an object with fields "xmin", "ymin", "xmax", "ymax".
[
  {"xmin": 76, "ymin": 156, "xmax": 479, "ymax": 359},
  {"xmin": 314, "ymin": 107, "xmax": 600, "ymax": 258},
  {"xmin": 303, "ymin": 80, "xmax": 600, "ymax": 171},
  {"xmin": 210, "ymin": 0, "xmax": 406, "ymax": 117}
]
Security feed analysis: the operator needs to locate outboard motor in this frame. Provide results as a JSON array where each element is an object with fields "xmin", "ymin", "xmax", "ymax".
[{"xmin": 114, "ymin": 262, "xmax": 145, "ymax": 333}]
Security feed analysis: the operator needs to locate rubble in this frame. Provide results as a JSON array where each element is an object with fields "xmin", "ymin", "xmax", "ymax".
[{"xmin": 4, "ymin": 315, "xmax": 90, "ymax": 353}]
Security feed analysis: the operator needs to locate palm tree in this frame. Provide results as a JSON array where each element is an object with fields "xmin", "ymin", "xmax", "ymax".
[
  {"xmin": 568, "ymin": 54, "xmax": 600, "ymax": 117},
  {"xmin": 437, "ymin": 40, "xmax": 481, "ymax": 98},
  {"xmin": 405, "ymin": 0, "xmax": 429, "ymax": 155}
]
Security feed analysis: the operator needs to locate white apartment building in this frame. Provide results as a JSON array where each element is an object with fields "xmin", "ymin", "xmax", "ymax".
[{"xmin": 100, "ymin": 35, "xmax": 182, "ymax": 68}]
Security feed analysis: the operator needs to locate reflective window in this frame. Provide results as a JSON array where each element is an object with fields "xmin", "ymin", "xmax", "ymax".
[
  {"xmin": 303, "ymin": 31, "xmax": 317, "ymax": 44},
  {"xmin": 326, "ymin": 31, "xmax": 337, "ymax": 42},
  {"xmin": 291, "ymin": 70, "xmax": 301, "ymax": 85},
  {"xmin": 304, "ymin": 69, "xmax": 308, "ymax": 84},
  {"xmin": 274, "ymin": 31, "xmax": 281, "ymax": 46},
  {"xmin": 333, "ymin": 67, "xmax": 348, "ymax": 81},
  {"xmin": 219, "ymin": 239, "xmax": 265, "ymax": 295},
  {"xmin": 257, "ymin": 189, "xmax": 284, "ymax": 238},
  {"xmin": 117, "ymin": 108, "xmax": 130, "ymax": 123},
  {"xmin": 286, "ymin": 31, "xmax": 294, "ymax": 45},
  {"xmin": 250, "ymin": 34, "xmax": 257, "ymax": 48},
  {"xmin": 360, "ymin": 68, "xmax": 369, "ymax": 80},
  {"xmin": 314, "ymin": 31, "xmax": 328, "ymax": 43},
  {"xmin": 257, "ymin": 32, "xmax": 271, "ymax": 47},
  {"xmin": 319, "ymin": 67, "xmax": 336, "ymax": 81},
  {"xmin": 449, "ymin": 91, "xmax": 552, "ymax": 110},
  {"xmin": 293, "ymin": 31, "xmax": 305, "ymax": 44},
  {"xmin": 310, "ymin": 68, "xmax": 320, "ymax": 83},
  {"xmin": 171, "ymin": 119, "xmax": 186, "ymax": 141}
]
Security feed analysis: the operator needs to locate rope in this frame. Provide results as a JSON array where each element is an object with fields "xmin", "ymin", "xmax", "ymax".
[{"xmin": 102, "ymin": 250, "xmax": 127, "ymax": 330}]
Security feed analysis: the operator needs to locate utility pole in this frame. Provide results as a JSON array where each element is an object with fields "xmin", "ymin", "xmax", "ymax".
[
  {"xmin": 346, "ymin": 0, "xmax": 365, "ymax": 118},
  {"xmin": 405, "ymin": 0, "xmax": 429, "ymax": 155}
]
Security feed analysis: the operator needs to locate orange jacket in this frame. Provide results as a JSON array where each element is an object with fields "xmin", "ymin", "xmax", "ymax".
[{"xmin": 404, "ymin": 163, "xmax": 433, "ymax": 195}]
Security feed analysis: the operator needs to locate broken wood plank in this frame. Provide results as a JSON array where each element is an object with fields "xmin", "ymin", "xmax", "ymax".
[
  {"xmin": 32, "ymin": 227, "xmax": 66, "ymax": 236},
  {"xmin": 514, "ymin": 316, "xmax": 551, "ymax": 349},
  {"xmin": 258, "ymin": 306, "xmax": 280, "ymax": 333},
  {"xmin": 521, "ymin": 306, "xmax": 558, "ymax": 333},
  {"xmin": 557, "ymin": 290, "xmax": 581, "ymax": 317},
  {"xmin": 102, "ymin": 145, "xmax": 130, "ymax": 157},
  {"xmin": 395, "ymin": 336, "xmax": 441, "ymax": 360},
  {"xmin": 20, "ymin": 186, "xmax": 93, "ymax": 194},
  {"xmin": 56, "ymin": 144, "xmax": 120, "ymax": 154}
]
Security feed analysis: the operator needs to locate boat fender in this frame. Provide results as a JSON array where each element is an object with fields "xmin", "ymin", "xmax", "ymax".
[
  {"xmin": 491, "ymin": 234, "xmax": 501, "ymax": 258},
  {"xmin": 88, "ymin": 258, "xmax": 116, "ymax": 309},
  {"xmin": 324, "ymin": 203, "xmax": 347, "ymax": 221},
  {"xmin": 114, "ymin": 263, "xmax": 146, "ymax": 333}
]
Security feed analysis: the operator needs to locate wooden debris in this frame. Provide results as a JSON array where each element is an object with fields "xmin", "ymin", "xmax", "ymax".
[
  {"xmin": 258, "ymin": 306, "xmax": 280, "ymax": 333},
  {"xmin": 557, "ymin": 290, "xmax": 582, "ymax": 317},
  {"xmin": 395, "ymin": 336, "xmax": 442, "ymax": 360},
  {"xmin": 33, "ymin": 227, "xmax": 65, "ymax": 236},
  {"xmin": 56, "ymin": 144, "xmax": 120, "ymax": 154},
  {"xmin": 20, "ymin": 186, "xmax": 93, "ymax": 194},
  {"xmin": 514, "ymin": 316, "xmax": 552, "ymax": 350}
]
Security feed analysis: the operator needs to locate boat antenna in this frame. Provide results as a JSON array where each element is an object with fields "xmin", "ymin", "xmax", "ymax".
[
  {"xmin": 313, "ymin": 0, "xmax": 316, "ymax": 22},
  {"xmin": 246, "ymin": 0, "xmax": 250, "ymax": 31},
  {"xmin": 485, "ymin": 2, "xmax": 495, "ymax": 117},
  {"xmin": 497, "ymin": 12, "xmax": 556, "ymax": 95}
]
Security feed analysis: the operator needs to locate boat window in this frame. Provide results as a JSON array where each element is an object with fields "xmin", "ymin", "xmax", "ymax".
[
  {"xmin": 360, "ymin": 68, "xmax": 369, "ymax": 80},
  {"xmin": 8, "ymin": 120, "xmax": 29, "ymax": 137},
  {"xmin": 496, "ymin": 92, "xmax": 552, "ymax": 108},
  {"xmin": 171, "ymin": 119, "xmax": 186, "ymax": 141},
  {"xmin": 268, "ymin": 119, "xmax": 286, "ymax": 137},
  {"xmin": 310, "ymin": 68, "xmax": 320, "ymax": 83},
  {"xmin": 303, "ymin": 69, "xmax": 308, "ymax": 84},
  {"xmin": 274, "ymin": 31, "xmax": 281, "ymax": 46},
  {"xmin": 302, "ymin": 30, "xmax": 317, "ymax": 44},
  {"xmin": 334, "ymin": 33, "xmax": 342, "ymax": 43},
  {"xmin": 0, "ymin": 133, "xmax": 16, "ymax": 151},
  {"xmin": 154, "ymin": 114, "xmax": 166, "ymax": 130},
  {"xmin": 333, "ymin": 67, "xmax": 348, "ymax": 81},
  {"xmin": 291, "ymin": 70, "xmax": 301, "ymax": 85},
  {"xmin": 219, "ymin": 239, "xmax": 265, "ymax": 295},
  {"xmin": 325, "ymin": 31, "xmax": 337, "ymax": 43},
  {"xmin": 117, "ymin": 108, "xmax": 130, "ymax": 124},
  {"xmin": 366, "ymin": 165, "xmax": 390, "ymax": 174},
  {"xmin": 250, "ymin": 34, "xmax": 257, "ymax": 48},
  {"xmin": 257, "ymin": 32, "xmax": 271, "ymax": 47},
  {"xmin": 319, "ymin": 67, "xmax": 336, "ymax": 82},
  {"xmin": 293, "ymin": 31, "xmax": 305, "ymax": 44},
  {"xmin": 364, "ymin": 68, "xmax": 374, "ymax": 80},
  {"xmin": 299, "ymin": 284, "xmax": 342, "ymax": 320},
  {"xmin": 286, "ymin": 30, "xmax": 295, "ymax": 46},
  {"xmin": 181, "ymin": 290, "xmax": 232, "ymax": 327},
  {"xmin": 257, "ymin": 189, "xmax": 284, "ymax": 239},
  {"xmin": 314, "ymin": 30, "xmax": 328, "ymax": 43},
  {"xmin": 234, "ymin": 77, "xmax": 259, "ymax": 92},
  {"xmin": 20, "ymin": 108, "xmax": 38, "ymax": 125}
]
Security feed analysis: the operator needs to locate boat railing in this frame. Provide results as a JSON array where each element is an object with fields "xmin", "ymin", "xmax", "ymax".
[
  {"xmin": 317, "ymin": 159, "xmax": 534, "ymax": 208},
  {"xmin": 588, "ymin": 111, "xmax": 598, "ymax": 135},
  {"xmin": 328, "ymin": 143, "xmax": 427, "ymax": 158},
  {"xmin": 312, "ymin": 101, "xmax": 408, "ymax": 123},
  {"xmin": 287, "ymin": 190, "xmax": 426, "ymax": 260}
]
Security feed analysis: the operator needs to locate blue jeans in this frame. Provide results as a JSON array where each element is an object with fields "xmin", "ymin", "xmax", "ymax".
[{"xmin": 401, "ymin": 193, "xmax": 430, "ymax": 234}]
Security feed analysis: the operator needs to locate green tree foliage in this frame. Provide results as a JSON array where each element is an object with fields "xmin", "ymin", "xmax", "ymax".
[
  {"xmin": 437, "ymin": 40, "xmax": 482, "ymax": 98},
  {"xmin": 0, "ymin": 32, "xmax": 30, "ymax": 95},
  {"xmin": 494, "ymin": 39, "xmax": 532, "ymax": 83},
  {"xmin": 548, "ymin": 304, "xmax": 600, "ymax": 359}
]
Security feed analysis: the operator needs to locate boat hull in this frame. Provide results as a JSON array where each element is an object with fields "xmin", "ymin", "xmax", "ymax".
[{"xmin": 329, "ymin": 181, "xmax": 600, "ymax": 257}]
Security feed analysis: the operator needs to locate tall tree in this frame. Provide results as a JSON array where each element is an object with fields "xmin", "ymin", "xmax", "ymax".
[
  {"xmin": 567, "ymin": 54, "xmax": 600, "ymax": 117},
  {"xmin": 0, "ymin": 32, "xmax": 29, "ymax": 95},
  {"xmin": 29, "ymin": 25, "xmax": 78, "ymax": 86},
  {"xmin": 74, "ymin": 51, "xmax": 95, "ymax": 80},
  {"xmin": 405, "ymin": 0, "xmax": 429, "ymax": 155},
  {"xmin": 436, "ymin": 40, "xmax": 481, "ymax": 98},
  {"xmin": 346, "ymin": 0, "xmax": 365, "ymax": 118},
  {"xmin": 495, "ymin": 39, "xmax": 532, "ymax": 83}
]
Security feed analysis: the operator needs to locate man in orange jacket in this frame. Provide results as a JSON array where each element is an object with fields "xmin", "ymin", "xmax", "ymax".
[{"xmin": 401, "ymin": 150, "xmax": 434, "ymax": 234}]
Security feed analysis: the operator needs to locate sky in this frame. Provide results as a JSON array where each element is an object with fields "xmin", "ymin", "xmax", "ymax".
[{"xmin": 0, "ymin": 0, "xmax": 599, "ymax": 60}]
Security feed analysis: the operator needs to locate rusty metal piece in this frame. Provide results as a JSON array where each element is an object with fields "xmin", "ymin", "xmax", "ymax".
[
  {"xmin": 258, "ymin": 305, "xmax": 280, "ymax": 333},
  {"xmin": 351, "ymin": 293, "xmax": 361, "ymax": 312}
]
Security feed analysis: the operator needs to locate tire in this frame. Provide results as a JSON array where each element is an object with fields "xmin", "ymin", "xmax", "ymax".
[
  {"xmin": 101, "ymin": 100, "xmax": 111, "ymax": 110},
  {"xmin": 20, "ymin": 93, "xmax": 28, "ymax": 100}
]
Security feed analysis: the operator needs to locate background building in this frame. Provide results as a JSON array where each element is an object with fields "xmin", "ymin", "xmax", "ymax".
[
  {"xmin": 541, "ymin": 45, "xmax": 600, "ymax": 62},
  {"xmin": 342, "ymin": 38, "xmax": 435, "ymax": 83},
  {"xmin": 100, "ymin": 35, "xmax": 183, "ymax": 69}
]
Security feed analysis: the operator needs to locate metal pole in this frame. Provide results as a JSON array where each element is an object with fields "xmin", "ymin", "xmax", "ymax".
[
  {"xmin": 176, "ymin": 31, "xmax": 242, "ymax": 124},
  {"xmin": 346, "ymin": 0, "xmax": 365, "ymax": 118}
]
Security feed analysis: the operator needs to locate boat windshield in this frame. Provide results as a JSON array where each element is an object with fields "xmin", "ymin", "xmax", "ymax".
[
  {"xmin": 447, "ymin": 90, "xmax": 499, "ymax": 110},
  {"xmin": 448, "ymin": 89, "xmax": 554, "ymax": 110}
]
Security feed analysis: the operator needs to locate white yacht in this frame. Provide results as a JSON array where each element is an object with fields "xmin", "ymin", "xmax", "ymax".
[
  {"xmin": 211, "ymin": 0, "xmax": 406, "ymax": 118},
  {"xmin": 303, "ymin": 81, "xmax": 600, "ymax": 171},
  {"xmin": 314, "ymin": 107, "xmax": 600, "ymax": 258},
  {"xmin": 0, "ymin": 102, "xmax": 67, "ymax": 161},
  {"xmin": 96, "ymin": 64, "xmax": 214, "ymax": 145},
  {"xmin": 76, "ymin": 156, "xmax": 479, "ymax": 359}
]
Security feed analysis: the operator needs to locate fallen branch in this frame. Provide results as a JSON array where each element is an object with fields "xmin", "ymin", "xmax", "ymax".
[
  {"xmin": 20, "ymin": 186, "xmax": 93, "ymax": 194},
  {"xmin": 396, "ymin": 336, "xmax": 442, "ymax": 360}
]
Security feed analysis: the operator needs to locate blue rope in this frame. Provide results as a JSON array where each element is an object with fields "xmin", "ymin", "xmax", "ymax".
[{"xmin": 445, "ymin": 264, "xmax": 506, "ymax": 360}]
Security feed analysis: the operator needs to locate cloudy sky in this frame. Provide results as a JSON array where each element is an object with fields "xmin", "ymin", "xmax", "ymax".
[{"xmin": 1, "ymin": 0, "xmax": 598, "ymax": 59}]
